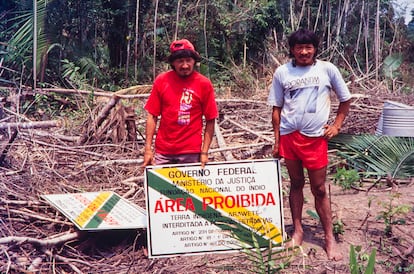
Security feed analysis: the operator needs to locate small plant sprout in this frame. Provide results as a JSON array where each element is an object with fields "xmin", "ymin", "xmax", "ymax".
[
  {"xmin": 349, "ymin": 245, "xmax": 376, "ymax": 274},
  {"xmin": 376, "ymin": 193, "xmax": 412, "ymax": 237},
  {"xmin": 333, "ymin": 167, "xmax": 360, "ymax": 191}
]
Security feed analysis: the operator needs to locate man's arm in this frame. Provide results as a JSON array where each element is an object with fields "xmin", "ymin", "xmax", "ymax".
[
  {"xmin": 271, "ymin": 106, "xmax": 282, "ymax": 158},
  {"xmin": 142, "ymin": 113, "xmax": 158, "ymax": 167},
  {"xmin": 324, "ymin": 99, "xmax": 351, "ymax": 139},
  {"xmin": 200, "ymin": 119, "xmax": 215, "ymax": 167}
]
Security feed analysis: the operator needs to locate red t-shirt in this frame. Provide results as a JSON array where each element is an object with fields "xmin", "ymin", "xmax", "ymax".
[{"xmin": 145, "ymin": 70, "xmax": 218, "ymax": 155}]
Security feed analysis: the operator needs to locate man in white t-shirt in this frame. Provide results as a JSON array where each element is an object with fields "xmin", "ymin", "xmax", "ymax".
[{"xmin": 268, "ymin": 29, "xmax": 351, "ymax": 261}]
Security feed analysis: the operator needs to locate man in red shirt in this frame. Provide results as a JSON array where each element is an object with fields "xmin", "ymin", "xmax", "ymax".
[{"xmin": 142, "ymin": 39, "xmax": 218, "ymax": 167}]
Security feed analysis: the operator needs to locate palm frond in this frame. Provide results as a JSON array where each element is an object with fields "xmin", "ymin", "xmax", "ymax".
[
  {"xmin": 331, "ymin": 134, "xmax": 414, "ymax": 179},
  {"xmin": 77, "ymin": 57, "xmax": 104, "ymax": 79},
  {"xmin": 6, "ymin": 0, "xmax": 50, "ymax": 71},
  {"xmin": 229, "ymin": 221, "xmax": 300, "ymax": 273}
]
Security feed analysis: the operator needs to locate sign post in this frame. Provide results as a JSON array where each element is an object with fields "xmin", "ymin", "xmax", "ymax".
[{"xmin": 145, "ymin": 159, "xmax": 284, "ymax": 258}]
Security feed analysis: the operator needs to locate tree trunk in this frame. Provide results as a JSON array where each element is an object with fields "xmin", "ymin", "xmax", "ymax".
[
  {"xmin": 153, "ymin": 0, "xmax": 159, "ymax": 80},
  {"xmin": 134, "ymin": 0, "xmax": 140, "ymax": 80}
]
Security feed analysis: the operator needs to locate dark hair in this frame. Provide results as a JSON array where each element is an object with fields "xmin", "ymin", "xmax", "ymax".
[
  {"xmin": 288, "ymin": 29, "xmax": 319, "ymax": 58},
  {"xmin": 168, "ymin": 49, "xmax": 201, "ymax": 63}
]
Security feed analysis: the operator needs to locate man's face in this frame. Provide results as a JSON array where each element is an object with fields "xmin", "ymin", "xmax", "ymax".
[
  {"xmin": 291, "ymin": 44, "xmax": 316, "ymax": 66},
  {"xmin": 172, "ymin": 57, "xmax": 195, "ymax": 78}
]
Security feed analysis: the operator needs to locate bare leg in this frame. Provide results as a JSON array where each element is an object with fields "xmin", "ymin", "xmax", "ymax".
[
  {"xmin": 308, "ymin": 167, "xmax": 343, "ymax": 261},
  {"xmin": 285, "ymin": 159, "xmax": 306, "ymax": 247}
]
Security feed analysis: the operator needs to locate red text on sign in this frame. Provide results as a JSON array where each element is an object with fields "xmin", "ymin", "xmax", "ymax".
[{"xmin": 154, "ymin": 197, "xmax": 195, "ymax": 213}]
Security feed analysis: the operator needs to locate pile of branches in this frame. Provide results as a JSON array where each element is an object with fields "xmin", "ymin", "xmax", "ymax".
[{"xmin": 0, "ymin": 83, "xmax": 413, "ymax": 272}]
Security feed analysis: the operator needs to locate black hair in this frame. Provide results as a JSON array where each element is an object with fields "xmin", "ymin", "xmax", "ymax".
[
  {"xmin": 168, "ymin": 49, "xmax": 201, "ymax": 63},
  {"xmin": 288, "ymin": 29, "xmax": 320, "ymax": 58}
]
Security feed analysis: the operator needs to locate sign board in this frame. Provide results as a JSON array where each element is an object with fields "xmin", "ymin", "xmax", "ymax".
[
  {"xmin": 145, "ymin": 159, "xmax": 284, "ymax": 258},
  {"xmin": 42, "ymin": 191, "xmax": 147, "ymax": 230}
]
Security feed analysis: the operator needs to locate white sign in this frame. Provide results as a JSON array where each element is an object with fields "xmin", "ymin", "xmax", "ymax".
[
  {"xmin": 145, "ymin": 159, "xmax": 284, "ymax": 258},
  {"xmin": 42, "ymin": 191, "xmax": 146, "ymax": 230}
]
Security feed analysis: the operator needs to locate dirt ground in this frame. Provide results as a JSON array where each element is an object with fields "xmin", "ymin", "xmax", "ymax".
[{"xmin": 279, "ymin": 177, "xmax": 414, "ymax": 273}]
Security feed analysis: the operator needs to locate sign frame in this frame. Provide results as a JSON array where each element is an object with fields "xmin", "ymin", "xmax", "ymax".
[{"xmin": 145, "ymin": 159, "xmax": 285, "ymax": 258}]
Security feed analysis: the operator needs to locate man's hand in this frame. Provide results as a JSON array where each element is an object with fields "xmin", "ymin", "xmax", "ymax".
[
  {"xmin": 272, "ymin": 142, "xmax": 280, "ymax": 158},
  {"xmin": 200, "ymin": 152, "xmax": 208, "ymax": 168},
  {"xmin": 142, "ymin": 150, "xmax": 154, "ymax": 167},
  {"xmin": 323, "ymin": 124, "xmax": 340, "ymax": 139}
]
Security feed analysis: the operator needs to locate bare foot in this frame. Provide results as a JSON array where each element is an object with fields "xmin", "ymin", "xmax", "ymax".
[
  {"xmin": 325, "ymin": 239, "xmax": 343, "ymax": 261},
  {"xmin": 284, "ymin": 231, "xmax": 303, "ymax": 249}
]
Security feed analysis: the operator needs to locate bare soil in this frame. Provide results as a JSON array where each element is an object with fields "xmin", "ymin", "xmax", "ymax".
[{"xmin": 0, "ymin": 85, "xmax": 413, "ymax": 273}]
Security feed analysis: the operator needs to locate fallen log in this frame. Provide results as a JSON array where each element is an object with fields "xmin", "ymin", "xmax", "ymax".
[
  {"xmin": 0, "ymin": 120, "xmax": 61, "ymax": 130},
  {"xmin": 1, "ymin": 86, "xmax": 152, "ymax": 99}
]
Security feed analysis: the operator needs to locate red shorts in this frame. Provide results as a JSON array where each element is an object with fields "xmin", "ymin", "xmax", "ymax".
[{"xmin": 279, "ymin": 131, "xmax": 328, "ymax": 170}]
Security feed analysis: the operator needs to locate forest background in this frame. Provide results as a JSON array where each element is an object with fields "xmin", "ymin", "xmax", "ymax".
[
  {"xmin": 1, "ymin": 0, "xmax": 414, "ymax": 101},
  {"xmin": 1, "ymin": 1, "xmax": 414, "ymax": 273}
]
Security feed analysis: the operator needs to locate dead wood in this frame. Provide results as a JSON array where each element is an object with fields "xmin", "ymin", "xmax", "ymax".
[
  {"xmin": 224, "ymin": 116, "xmax": 274, "ymax": 143},
  {"xmin": 0, "ymin": 83, "xmax": 413, "ymax": 273},
  {"xmin": 0, "ymin": 120, "xmax": 61, "ymax": 130},
  {"xmin": 78, "ymin": 95, "xmax": 121, "ymax": 145},
  {"xmin": 21, "ymin": 129, "xmax": 79, "ymax": 143},
  {"xmin": 0, "ymin": 128, "xmax": 17, "ymax": 166},
  {"xmin": 0, "ymin": 231, "xmax": 81, "ymax": 247},
  {"xmin": 214, "ymin": 120, "xmax": 235, "ymax": 161},
  {"xmin": 77, "ymin": 95, "xmax": 139, "ymax": 147},
  {"xmin": 1, "ymin": 85, "xmax": 152, "ymax": 99},
  {"xmin": 81, "ymin": 158, "xmax": 144, "ymax": 168}
]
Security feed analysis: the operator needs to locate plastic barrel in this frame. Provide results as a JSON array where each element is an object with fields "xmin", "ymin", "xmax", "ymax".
[
  {"xmin": 382, "ymin": 107, "xmax": 414, "ymax": 137},
  {"xmin": 376, "ymin": 100, "xmax": 414, "ymax": 136}
]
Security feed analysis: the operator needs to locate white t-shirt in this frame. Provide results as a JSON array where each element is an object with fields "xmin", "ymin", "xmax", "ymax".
[{"xmin": 268, "ymin": 60, "xmax": 351, "ymax": 137}]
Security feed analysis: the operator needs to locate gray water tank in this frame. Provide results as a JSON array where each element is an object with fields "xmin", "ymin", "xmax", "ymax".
[{"xmin": 377, "ymin": 100, "xmax": 414, "ymax": 137}]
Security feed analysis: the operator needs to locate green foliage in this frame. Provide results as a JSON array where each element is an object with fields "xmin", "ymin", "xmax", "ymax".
[
  {"xmin": 383, "ymin": 53, "xmax": 403, "ymax": 79},
  {"xmin": 349, "ymin": 245, "xmax": 376, "ymax": 274},
  {"xmin": 305, "ymin": 210, "xmax": 344, "ymax": 237},
  {"xmin": 61, "ymin": 57, "xmax": 104, "ymax": 89},
  {"xmin": 61, "ymin": 59, "xmax": 87, "ymax": 88},
  {"xmin": 232, "ymin": 227, "xmax": 299, "ymax": 273},
  {"xmin": 333, "ymin": 134, "xmax": 414, "ymax": 179},
  {"xmin": 376, "ymin": 193, "xmax": 412, "ymax": 237},
  {"xmin": 4, "ymin": 0, "xmax": 50, "ymax": 73},
  {"xmin": 21, "ymin": 92, "xmax": 75, "ymax": 119},
  {"xmin": 333, "ymin": 219, "xmax": 345, "ymax": 236},
  {"xmin": 1, "ymin": 0, "xmax": 413, "ymax": 91},
  {"xmin": 306, "ymin": 209, "xmax": 320, "ymax": 221},
  {"xmin": 333, "ymin": 167, "xmax": 360, "ymax": 191},
  {"xmin": 394, "ymin": 262, "xmax": 414, "ymax": 273}
]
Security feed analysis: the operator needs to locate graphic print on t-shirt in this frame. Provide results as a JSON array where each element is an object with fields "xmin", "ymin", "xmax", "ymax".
[
  {"xmin": 304, "ymin": 86, "xmax": 318, "ymax": 113},
  {"xmin": 286, "ymin": 73, "xmax": 320, "ymax": 115},
  {"xmin": 178, "ymin": 88, "xmax": 193, "ymax": 125},
  {"xmin": 288, "ymin": 86, "xmax": 319, "ymax": 114}
]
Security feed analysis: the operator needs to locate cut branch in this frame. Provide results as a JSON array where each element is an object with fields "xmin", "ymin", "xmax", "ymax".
[
  {"xmin": 78, "ymin": 95, "xmax": 120, "ymax": 144},
  {"xmin": 0, "ymin": 120, "xmax": 61, "ymax": 130},
  {"xmin": 214, "ymin": 120, "xmax": 235, "ymax": 161},
  {"xmin": 224, "ymin": 117, "xmax": 274, "ymax": 143},
  {"xmin": 81, "ymin": 158, "xmax": 144, "ymax": 168},
  {"xmin": 0, "ymin": 231, "xmax": 82, "ymax": 247}
]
